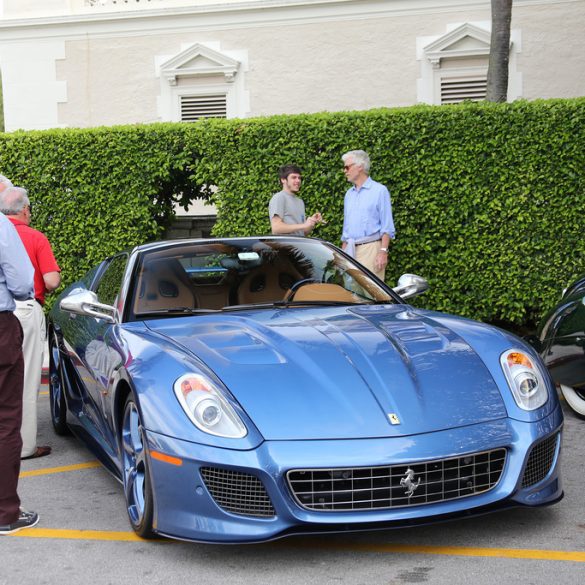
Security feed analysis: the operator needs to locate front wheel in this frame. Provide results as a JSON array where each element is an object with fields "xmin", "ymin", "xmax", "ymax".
[
  {"xmin": 559, "ymin": 384, "xmax": 585, "ymax": 419},
  {"xmin": 48, "ymin": 332, "xmax": 70, "ymax": 436},
  {"xmin": 121, "ymin": 395, "xmax": 155, "ymax": 538}
]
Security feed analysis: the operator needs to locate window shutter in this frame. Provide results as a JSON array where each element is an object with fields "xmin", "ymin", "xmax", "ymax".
[
  {"xmin": 441, "ymin": 76, "xmax": 487, "ymax": 104},
  {"xmin": 180, "ymin": 94, "xmax": 227, "ymax": 121}
]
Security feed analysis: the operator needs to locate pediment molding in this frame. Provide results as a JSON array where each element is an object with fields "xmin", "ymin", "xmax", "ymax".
[
  {"xmin": 160, "ymin": 43, "xmax": 240, "ymax": 85},
  {"xmin": 424, "ymin": 23, "xmax": 493, "ymax": 69}
]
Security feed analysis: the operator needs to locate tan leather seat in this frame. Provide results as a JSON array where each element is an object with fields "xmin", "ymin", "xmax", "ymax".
[
  {"xmin": 237, "ymin": 265, "xmax": 299, "ymax": 305},
  {"xmin": 134, "ymin": 259, "xmax": 196, "ymax": 313},
  {"xmin": 290, "ymin": 283, "xmax": 358, "ymax": 303},
  {"xmin": 194, "ymin": 284, "xmax": 231, "ymax": 310}
]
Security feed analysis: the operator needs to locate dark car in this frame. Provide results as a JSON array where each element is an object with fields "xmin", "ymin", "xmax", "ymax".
[
  {"xmin": 48, "ymin": 236, "xmax": 563, "ymax": 543},
  {"xmin": 536, "ymin": 273, "xmax": 585, "ymax": 418}
]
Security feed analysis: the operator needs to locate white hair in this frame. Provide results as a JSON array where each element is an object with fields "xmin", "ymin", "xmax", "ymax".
[
  {"xmin": 0, "ymin": 186, "xmax": 30, "ymax": 215},
  {"xmin": 342, "ymin": 150, "xmax": 371, "ymax": 174},
  {"xmin": 0, "ymin": 174, "xmax": 14, "ymax": 189}
]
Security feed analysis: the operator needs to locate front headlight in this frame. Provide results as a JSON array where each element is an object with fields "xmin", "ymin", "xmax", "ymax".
[
  {"xmin": 500, "ymin": 349, "xmax": 548, "ymax": 411},
  {"xmin": 174, "ymin": 373, "xmax": 247, "ymax": 438}
]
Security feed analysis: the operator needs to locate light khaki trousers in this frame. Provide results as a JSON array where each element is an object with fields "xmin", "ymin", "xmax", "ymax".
[
  {"xmin": 14, "ymin": 299, "xmax": 46, "ymax": 458},
  {"xmin": 355, "ymin": 240, "xmax": 386, "ymax": 280}
]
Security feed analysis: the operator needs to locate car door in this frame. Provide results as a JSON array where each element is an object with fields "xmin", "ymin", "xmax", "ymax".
[
  {"xmin": 75, "ymin": 254, "xmax": 128, "ymax": 457},
  {"xmin": 544, "ymin": 293, "xmax": 585, "ymax": 388}
]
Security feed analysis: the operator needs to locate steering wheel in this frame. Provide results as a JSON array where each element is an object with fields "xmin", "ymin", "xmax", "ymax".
[{"xmin": 284, "ymin": 278, "xmax": 321, "ymax": 301}]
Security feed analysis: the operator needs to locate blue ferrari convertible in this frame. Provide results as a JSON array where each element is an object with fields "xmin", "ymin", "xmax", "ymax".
[{"xmin": 48, "ymin": 237, "xmax": 563, "ymax": 543}]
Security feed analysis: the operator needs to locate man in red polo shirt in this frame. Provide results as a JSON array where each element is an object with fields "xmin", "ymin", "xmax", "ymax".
[{"xmin": 0, "ymin": 186, "xmax": 61, "ymax": 459}]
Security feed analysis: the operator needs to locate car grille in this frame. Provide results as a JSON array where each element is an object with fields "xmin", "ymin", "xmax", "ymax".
[
  {"xmin": 200, "ymin": 467, "xmax": 275, "ymax": 518},
  {"xmin": 521, "ymin": 433, "xmax": 559, "ymax": 488},
  {"xmin": 287, "ymin": 449, "xmax": 507, "ymax": 511}
]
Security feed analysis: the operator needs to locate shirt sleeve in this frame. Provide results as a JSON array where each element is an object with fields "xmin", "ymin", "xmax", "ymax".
[
  {"xmin": 268, "ymin": 192, "xmax": 286, "ymax": 220},
  {"xmin": 36, "ymin": 232, "xmax": 61, "ymax": 275},
  {"xmin": 341, "ymin": 190, "xmax": 351, "ymax": 242},
  {"xmin": 0, "ymin": 216, "xmax": 35, "ymax": 300},
  {"xmin": 378, "ymin": 186, "xmax": 396, "ymax": 239}
]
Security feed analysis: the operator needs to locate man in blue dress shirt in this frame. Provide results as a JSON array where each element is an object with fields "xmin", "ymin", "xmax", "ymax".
[
  {"xmin": 0, "ymin": 211, "xmax": 39, "ymax": 535},
  {"xmin": 341, "ymin": 150, "xmax": 395, "ymax": 280}
]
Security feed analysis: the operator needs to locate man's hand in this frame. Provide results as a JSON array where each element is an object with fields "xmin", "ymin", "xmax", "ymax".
[{"xmin": 374, "ymin": 250, "xmax": 388, "ymax": 272}]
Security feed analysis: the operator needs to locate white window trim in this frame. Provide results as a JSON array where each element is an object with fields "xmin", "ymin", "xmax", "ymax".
[
  {"xmin": 156, "ymin": 42, "xmax": 249, "ymax": 121},
  {"xmin": 417, "ymin": 22, "xmax": 522, "ymax": 105}
]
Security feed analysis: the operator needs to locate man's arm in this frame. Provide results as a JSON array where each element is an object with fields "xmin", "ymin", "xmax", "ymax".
[
  {"xmin": 270, "ymin": 215, "xmax": 316, "ymax": 235},
  {"xmin": 43, "ymin": 271, "xmax": 61, "ymax": 292},
  {"xmin": 0, "ymin": 216, "xmax": 34, "ymax": 300}
]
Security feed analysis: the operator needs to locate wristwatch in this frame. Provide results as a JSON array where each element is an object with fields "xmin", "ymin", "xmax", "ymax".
[{"xmin": 379, "ymin": 247, "xmax": 388, "ymax": 253}]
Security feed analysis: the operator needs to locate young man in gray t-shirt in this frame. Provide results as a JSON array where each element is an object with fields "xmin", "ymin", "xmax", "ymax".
[{"xmin": 269, "ymin": 164, "xmax": 323, "ymax": 236}]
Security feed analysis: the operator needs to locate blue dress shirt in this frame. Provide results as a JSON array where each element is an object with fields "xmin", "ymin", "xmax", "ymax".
[
  {"xmin": 0, "ymin": 212, "xmax": 35, "ymax": 311},
  {"xmin": 341, "ymin": 177, "xmax": 396, "ymax": 243}
]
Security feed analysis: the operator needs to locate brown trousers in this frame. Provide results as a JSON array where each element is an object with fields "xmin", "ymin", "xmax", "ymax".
[{"xmin": 0, "ymin": 312, "xmax": 24, "ymax": 525}]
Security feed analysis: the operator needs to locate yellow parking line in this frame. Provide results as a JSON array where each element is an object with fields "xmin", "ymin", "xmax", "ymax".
[
  {"xmin": 6, "ymin": 531, "xmax": 585, "ymax": 560},
  {"xmin": 20, "ymin": 461, "xmax": 102, "ymax": 478},
  {"xmin": 7, "ymin": 528, "xmax": 163, "ymax": 542},
  {"xmin": 338, "ymin": 542, "xmax": 585, "ymax": 562}
]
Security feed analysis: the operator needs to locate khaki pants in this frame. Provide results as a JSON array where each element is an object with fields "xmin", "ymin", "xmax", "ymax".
[
  {"xmin": 355, "ymin": 240, "xmax": 386, "ymax": 280},
  {"xmin": 14, "ymin": 299, "xmax": 46, "ymax": 458}
]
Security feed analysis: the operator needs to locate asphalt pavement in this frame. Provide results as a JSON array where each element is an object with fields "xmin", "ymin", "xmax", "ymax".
[{"xmin": 2, "ymin": 385, "xmax": 585, "ymax": 585}]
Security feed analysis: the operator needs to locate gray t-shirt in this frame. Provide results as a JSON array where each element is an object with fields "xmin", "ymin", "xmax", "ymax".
[{"xmin": 268, "ymin": 190, "xmax": 306, "ymax": 236}]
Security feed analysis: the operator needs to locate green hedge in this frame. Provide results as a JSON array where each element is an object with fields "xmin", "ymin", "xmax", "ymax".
[
  {"xmin": 1, "ymin": 98, "xmax": 584, "ymax": 327},
  {"xmin": 0, "ymin": 124, "xmax": 198, "ymax": 297}
]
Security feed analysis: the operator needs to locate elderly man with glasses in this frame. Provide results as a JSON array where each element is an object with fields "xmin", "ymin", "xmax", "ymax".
[
  {"xmin": 341, "ymin": 150, "xmax": 395, "ymax": 280},
  {"xmin": 0, "ymin": 186, "xmax": 61, "ymax": 460}
]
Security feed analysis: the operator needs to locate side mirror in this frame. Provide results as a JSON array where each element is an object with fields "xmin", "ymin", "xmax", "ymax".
[
  {"xmin": 60, "ymin": 289, "xmax": 116, "ymax": 324},
  {"xmin": 392, "ymin": 273, "xmax": 429, "ymax": 300}
]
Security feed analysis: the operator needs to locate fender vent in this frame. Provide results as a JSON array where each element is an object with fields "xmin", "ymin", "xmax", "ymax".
[
  {"xmin": 200, "ymin": 467, "xmax": 275, "ymax": 518},
  {"xmin": 522, "ymin": 433, "xmax": 559, "ymax": 488}
]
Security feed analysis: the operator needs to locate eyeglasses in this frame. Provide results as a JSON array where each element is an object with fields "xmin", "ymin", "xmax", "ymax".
[
  {"xmin": 343, "ymin": 163, "xmax": 356, "ymax": 171},
  {"xmin": 26, "ymin": 203, "xmax": 33, "ymax": 214}
]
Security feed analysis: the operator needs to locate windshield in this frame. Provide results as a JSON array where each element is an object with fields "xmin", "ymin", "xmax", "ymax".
[{"xmin": 131, "ymin": 238, "xmax": 396, "ymax": 317}]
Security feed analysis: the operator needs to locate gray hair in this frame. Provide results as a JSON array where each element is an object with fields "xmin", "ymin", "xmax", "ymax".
[
  {"xmin": 0, "ymin": 186, "xmax": 30, "ymax": 215},
  {"xmin": 342, "ymin": 150, "xmax": 371, "ymax": 174},
  {"xmin": 0, "ymin": 174, "xmax": 13, "ymax": 190}
]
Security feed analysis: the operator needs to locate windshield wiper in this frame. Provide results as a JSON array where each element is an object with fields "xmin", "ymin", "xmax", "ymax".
[
  {"xmin": 135, "ymin": 307, "xmax": 220, "ymax": 317},
  {"xmin": 222, "ymin": 300, "xmax": 371, "ymax": 311}
]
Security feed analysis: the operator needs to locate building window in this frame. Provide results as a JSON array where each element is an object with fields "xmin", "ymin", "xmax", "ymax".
[
  {"xmin": 157, "ymin": 42, "xmax": 248, "ymax": 122},
  {"xmin": 180, "ymin": 94, "xmax": 227, "ymax": 121},
  {"xmin": 417, "ymin": 23, "xmax": 522, "ymax": 105},
  {"xmin": 440, "ymin": 74, "xmax": 487, "ymax": 104}
]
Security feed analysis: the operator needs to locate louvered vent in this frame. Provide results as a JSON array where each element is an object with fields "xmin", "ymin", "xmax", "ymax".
[
  {"xmin": 181, "ymin": 94, "xmax": 227, "ymax": 121},
  {"xmin": 441, "ymin": 76, "xmax": 487, "ymax": 104}
]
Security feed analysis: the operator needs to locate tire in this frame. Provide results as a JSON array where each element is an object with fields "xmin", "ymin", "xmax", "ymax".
[
  {"xmin": 559, "ymin": 384, "xmax": 585, "ymax": 420},
  {"xmin": 121, "ymin": 395, "xmax": 155, "ymax": 538},
  {"xmin": 48, "ymin": 332, "xmax": 71, "ymax": 436}
]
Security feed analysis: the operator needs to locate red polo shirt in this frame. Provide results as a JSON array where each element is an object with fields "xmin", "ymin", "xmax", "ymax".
[{"xmin": 8, "ymin": 217, "xmax": 60, "ymax": 305}]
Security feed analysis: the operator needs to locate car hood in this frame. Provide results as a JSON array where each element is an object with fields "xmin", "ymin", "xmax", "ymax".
[{"xmin": 145, "ymin": 305, "xmax": 508, "ymax": 440}]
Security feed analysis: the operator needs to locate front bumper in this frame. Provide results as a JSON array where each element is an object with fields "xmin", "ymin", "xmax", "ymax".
[{"xmin": 145, "ymin": 406, "xmax": 563, "ymax": 543}]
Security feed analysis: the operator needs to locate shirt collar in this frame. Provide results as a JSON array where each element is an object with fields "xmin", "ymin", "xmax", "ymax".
[
  {"xmin": 7, "ymin": 216, "xmax": 27, "ymax": 227},
  {"xmin": 351, "ymin": 176, "xmax": 373, "ymax": 193}
]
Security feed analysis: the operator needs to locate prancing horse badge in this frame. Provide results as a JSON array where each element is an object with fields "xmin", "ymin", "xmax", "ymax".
[{"xmin": 388, "ymin": 413, "xmax": 401, "ymax": 425}]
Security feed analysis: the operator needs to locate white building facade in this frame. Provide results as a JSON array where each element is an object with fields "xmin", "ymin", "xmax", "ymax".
[{"xmin": 0, "ymin": 0, "xmax": 584, "ymax": 132}]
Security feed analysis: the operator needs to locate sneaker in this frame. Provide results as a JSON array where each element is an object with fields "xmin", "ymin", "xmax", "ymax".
[{"xmin": 0, "ymin": 509, "xmax": 39, "ymax": 535}]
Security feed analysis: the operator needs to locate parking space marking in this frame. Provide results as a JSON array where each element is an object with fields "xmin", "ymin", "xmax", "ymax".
[
  {"xmin": 19, "ymin": 461, "xmax": 102, "ymax": 478},
  {"xmin": 6, "ymin": 531, "xmax": 585, "ymax": 561},
  {"xmin": 6, "ymin": 528, "xmax": 156, "ymax": 542},
  {"xmin": 323, "ymin": 542, "xmax": 585, "ymax": 563}
]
